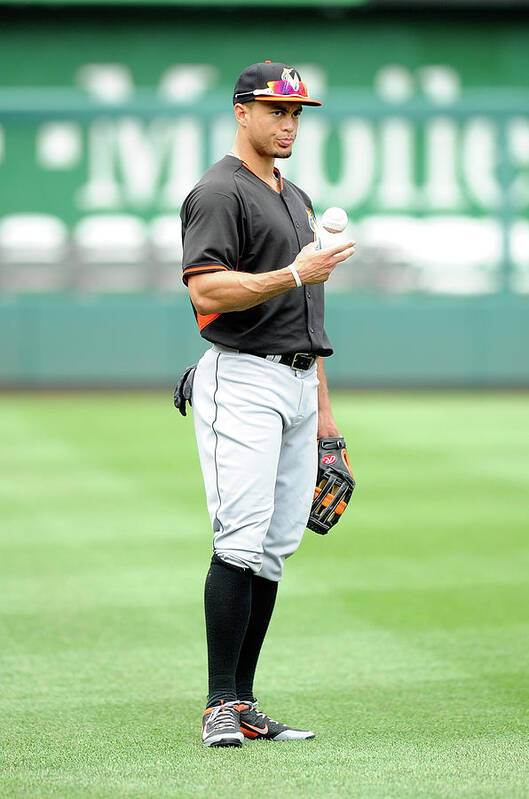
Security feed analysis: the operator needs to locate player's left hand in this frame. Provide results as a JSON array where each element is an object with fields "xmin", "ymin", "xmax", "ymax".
[
  {"xmin": 317, "ymin": 416, "xmax": 340, "ymax": 438},
  {"xmin": 307, "ymin": 437, "xmax": 356, "ymax": 535},
  {"xmin": 317, "ymin": 409, "xmax": 340, "ymax": 438}
]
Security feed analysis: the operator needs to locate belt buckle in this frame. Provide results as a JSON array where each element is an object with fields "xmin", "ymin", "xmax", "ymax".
[{"xmin": 291, "ymin": 352, "xmax": 315, "ymax": 371}]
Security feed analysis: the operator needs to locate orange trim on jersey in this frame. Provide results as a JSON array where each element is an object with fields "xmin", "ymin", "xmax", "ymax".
[
  {"xmin": 241, "ymin": 161, "xmax": 260, "ymax": 179},
  {"xmin": 182, "ymin": 264, "xmax": 229, "ymax": 285},
  {"xmin": 197, "ymin": 312, "xmax": 220, "ymax": 331},
  {"xmin": 241, "ymin": 161, "xmax": 283, "ymax": 193}
]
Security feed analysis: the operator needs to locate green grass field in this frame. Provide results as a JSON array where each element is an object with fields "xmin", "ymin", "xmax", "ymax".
[{"xmin": 1, "ymin": 392, "xmax": 528, "ymax": 798}]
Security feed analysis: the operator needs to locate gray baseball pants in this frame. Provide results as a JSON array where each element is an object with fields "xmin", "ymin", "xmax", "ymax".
[{"xmin": 192, "ymin": 344, "xmax": 319, "ymax": 581}]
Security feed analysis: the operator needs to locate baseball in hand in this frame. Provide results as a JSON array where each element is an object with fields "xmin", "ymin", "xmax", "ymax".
[{"xmin": 321, "ymin": 207, "xmax": 348, "ymax": 233}]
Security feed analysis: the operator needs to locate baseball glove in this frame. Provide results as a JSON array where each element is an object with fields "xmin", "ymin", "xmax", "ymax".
[{"xmin": 307, "ymin": 437, "xmax": 355, "ymax": 535}]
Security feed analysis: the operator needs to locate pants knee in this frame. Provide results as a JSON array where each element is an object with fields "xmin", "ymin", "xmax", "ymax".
[
  {"xmin": 213, "ymin": 549, "xmax": 262, "ymax": 575},
  {"xmin": 258, "ymin": 554, "xmax": 285, "ymax": 582}
]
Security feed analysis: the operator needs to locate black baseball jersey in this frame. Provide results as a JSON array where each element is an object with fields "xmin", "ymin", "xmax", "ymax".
[{"xmin": 180, "ymin": 155, "xmax": 333, "ymax": 356}]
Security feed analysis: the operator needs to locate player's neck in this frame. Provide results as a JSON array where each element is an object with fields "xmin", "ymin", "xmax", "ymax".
[{"xmin": 230, "ymin": 138, "xmax": 278, "ymax": 192}]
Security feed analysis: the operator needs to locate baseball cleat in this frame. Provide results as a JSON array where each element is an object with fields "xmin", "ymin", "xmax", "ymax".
[
  {"xmin": 236, "ymin": 701, "xmax": 315, "ymax": 741},
  {"xmin": 202, "ymin": 700, "xmax": 244, "ymax": 747}
]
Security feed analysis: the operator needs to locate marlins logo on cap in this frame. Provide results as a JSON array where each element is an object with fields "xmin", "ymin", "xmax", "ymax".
[
  {"xmin": 233, "ymin": 62, "xmax": 322, "ymax": 107},
  {"xmin": 281, "ymin": 68, "xmax": 300, "ymax": 91}
]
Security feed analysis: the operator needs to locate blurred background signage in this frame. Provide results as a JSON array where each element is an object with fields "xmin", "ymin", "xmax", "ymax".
[{"xmin": 0, "ymin": 4, "xmax": 528, "ymax": 384}]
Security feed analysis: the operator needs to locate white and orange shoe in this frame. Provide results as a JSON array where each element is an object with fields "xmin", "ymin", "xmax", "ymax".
[
  {"xmin": 201, "ymin": 701, "xmax": 244, "ymax": 747},
  {"xmin": 237, "ymin": 700, "xmax": 315, "ymax": 742}
]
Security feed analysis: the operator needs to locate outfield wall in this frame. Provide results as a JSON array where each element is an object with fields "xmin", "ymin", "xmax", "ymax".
[
  {"xmin": 1, "ymin": 7, "xmax": 528, "ymax": 386},
  {"xmin": 2, "ymin": 294, "xmax": 528, "ymax": 387}
]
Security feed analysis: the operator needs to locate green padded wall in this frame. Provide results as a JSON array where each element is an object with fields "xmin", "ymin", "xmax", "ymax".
[{"xmin": 1, "ymin": 8, "xmax": 528, "ymax": 386}]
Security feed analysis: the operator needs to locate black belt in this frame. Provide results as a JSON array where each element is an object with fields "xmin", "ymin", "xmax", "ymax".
[{"xmin": 249, "ymin": 352, "xmax": 317, "ymax": 371}]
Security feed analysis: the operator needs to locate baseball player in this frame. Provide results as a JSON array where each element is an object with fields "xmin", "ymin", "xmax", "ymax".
[{"xmin": 179, "ymin": 61, "xmax": 354, "ymax": 747}]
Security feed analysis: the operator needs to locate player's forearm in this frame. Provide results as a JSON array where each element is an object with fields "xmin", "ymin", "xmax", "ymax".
[
  {"xmin": 188, "ymin": 268, "xmax": 297, "ymax": 314},
  {"xmin": 317, "ymin": 357, "xmax": 340, "ymax": 437}
]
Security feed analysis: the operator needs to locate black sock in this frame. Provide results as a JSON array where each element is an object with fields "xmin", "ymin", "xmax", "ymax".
[
  {"xmin": 204, "ymin": 555, "xmax": 252, "ymax": 707},
  {"xmin": 235, "ymin": 574, "xmax": 278, "ymax": 703}
]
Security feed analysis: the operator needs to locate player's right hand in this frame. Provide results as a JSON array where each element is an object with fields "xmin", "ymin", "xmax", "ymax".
[{"xmin": 293, "ymin": 240, "xmax": 355, "ymax": 285}]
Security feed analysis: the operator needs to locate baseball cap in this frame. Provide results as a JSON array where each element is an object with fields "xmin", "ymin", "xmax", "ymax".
[{"xmin": 233, "ymin": 61, "xmax": 322, "ymax": 107}]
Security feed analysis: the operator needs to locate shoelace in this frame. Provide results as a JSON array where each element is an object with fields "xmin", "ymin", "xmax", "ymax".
[
  {"xmin": 244, "ymin": 701, "xmax": 279, "ymax": 726},
  {"xmin": 206, "ymin": 701, "xmax": 240, "ymax": 732}
]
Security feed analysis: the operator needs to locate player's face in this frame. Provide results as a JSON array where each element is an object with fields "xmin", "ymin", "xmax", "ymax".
[{"xmin": 245, "ymin": 102, "xmax": 302, "ymax": 159}]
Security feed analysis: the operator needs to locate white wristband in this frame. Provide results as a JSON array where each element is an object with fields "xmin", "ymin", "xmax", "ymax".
[{"xmin": 288, "ymin": 263, "xmax": 302, "ymax": 288}]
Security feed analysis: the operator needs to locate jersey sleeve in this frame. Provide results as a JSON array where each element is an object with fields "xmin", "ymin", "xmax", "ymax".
[{"xmin": 181, "ymin": 189, "xmax": 242, "ymax": 286}]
